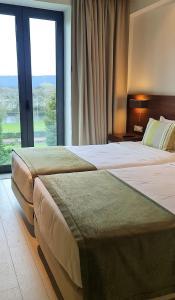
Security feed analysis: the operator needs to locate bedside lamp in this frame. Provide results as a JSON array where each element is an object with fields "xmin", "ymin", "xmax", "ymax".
[{"xmin": 129, "ymin": 98, "xmax": 149, "ymax": 133}]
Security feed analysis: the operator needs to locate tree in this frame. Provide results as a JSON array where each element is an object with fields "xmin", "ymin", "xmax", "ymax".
[
  {"xmin": 44, "ymin": 93, "xmax": 57, "ymax": 146},
  {"xmin": 0, "ymin": 113, "xmax": 4, "ymax": 156},
  {"xmin": 0, "ymin": 111, "xmax": 8, "ymax": 164}
]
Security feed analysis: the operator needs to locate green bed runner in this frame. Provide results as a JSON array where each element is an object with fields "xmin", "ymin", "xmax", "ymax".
[
  {"xmin": 40, "ymin": 170, "xmax": 175, "ymax": 300},
  {"xmin": 13, "ymin": 147, "xmax": 96, "ymax": 177}
]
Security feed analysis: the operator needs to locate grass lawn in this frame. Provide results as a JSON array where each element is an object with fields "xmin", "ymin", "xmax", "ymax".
[
  {"xmin": 0, "ymin": 141, "xmax": 48, "ymax": 165},
  {"xmin": 2, "ymin": 120, "xmax": 46, "ymax": 133},
  {"xmin": 1, "ymin": 120, "xmax": 56, "ymax": 165}
]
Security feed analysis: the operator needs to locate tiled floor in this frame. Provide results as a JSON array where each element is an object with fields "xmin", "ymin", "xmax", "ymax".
[
  {"xmin": 0, "ymin": 173, "xmax": 11, "ymax": 180},
  {"xmin": 0, "ymin": 179, "xmax": 62, "ymax": 300}
]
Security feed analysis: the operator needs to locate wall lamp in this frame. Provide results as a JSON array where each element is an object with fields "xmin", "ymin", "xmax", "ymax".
[
  {"xmin": 129, "ymin": 98, "xmax": 150, "ymax": 133},
  {"xmin": 129, "ymin": 98, "xmax": 149, "ymax": 109}
]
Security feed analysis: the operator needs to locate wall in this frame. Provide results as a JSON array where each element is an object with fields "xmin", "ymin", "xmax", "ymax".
[{"xmin": 128, "ymin": 0, "xmax": 175, "ymax": 95}]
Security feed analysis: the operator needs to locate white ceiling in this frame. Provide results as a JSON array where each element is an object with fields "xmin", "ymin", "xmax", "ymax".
[
  {"xmin": 0, "ymin": 0, "xmax": 71, "ymax": 11},
  {"xmin": 130, "ymin": 0, "xmax": 160, "ymax": 13},
  {"xmin": 36, "ymin": 0, "xmax": 71, "ymax": 4}
]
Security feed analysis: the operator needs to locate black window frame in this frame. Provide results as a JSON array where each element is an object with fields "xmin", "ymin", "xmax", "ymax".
[{"xmin": 0, "ymin": 3, "xmax": 64, "ymax": 174}]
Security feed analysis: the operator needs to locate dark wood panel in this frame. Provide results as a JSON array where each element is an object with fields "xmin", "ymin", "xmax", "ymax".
[{"xmin": 127, "ymin": 95, "xmax": 175, "ymax": 133}]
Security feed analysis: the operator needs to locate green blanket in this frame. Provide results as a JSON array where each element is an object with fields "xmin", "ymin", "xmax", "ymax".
[
  {"xmin": 13, "ymin": 147, "xmax": 96, "ymax": 177},
  {"xmin": 40, "ymin": 170, "xmax": 175, "ymax": 300}
]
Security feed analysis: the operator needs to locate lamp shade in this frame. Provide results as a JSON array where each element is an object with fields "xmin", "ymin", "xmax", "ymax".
[{"xmin": 129, "ymin": 98, "xmax": 149, "ymax": 108}]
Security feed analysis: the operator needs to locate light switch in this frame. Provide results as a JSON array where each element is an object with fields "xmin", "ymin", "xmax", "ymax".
[{"xmin": 134, "ymin": 125, "xmax": 143, "ymax": 133}]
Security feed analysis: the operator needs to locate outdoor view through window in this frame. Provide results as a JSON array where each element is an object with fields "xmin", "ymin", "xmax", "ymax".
[
  {"xmin": 0, "ymin": 15, "xmax": 56, "ymax": 165},
  {"xmin": 30, "ymin": 18, "xmax": 56, "ymax": 148}
]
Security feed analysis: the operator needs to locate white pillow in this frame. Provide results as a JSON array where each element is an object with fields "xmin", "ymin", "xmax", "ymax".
[
  {"xmin": 160, "ymin": 116, "xmax": 175, "ymax": 123},
  {"xmin": 160, "ymin": 116, "xmax": 175, "ymax": 150},
  {"xmin": 142, "ymin": 118, "xmax": 175, "ymax": 150}
]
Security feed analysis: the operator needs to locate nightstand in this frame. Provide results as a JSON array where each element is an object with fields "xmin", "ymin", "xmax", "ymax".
[{"xmin": 108, "ymin": 133, "xmax": 143, "ymax": 143}]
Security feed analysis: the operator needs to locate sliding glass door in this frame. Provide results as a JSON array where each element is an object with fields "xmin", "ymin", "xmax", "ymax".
[{"xmin": 0, "ymin": 4, "xmax": 64, "ymax": 173}]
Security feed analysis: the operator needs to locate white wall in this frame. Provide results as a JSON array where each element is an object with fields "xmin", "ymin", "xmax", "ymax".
[{"xmin": 128, "ymin": 0, "xmax": 175, "ymax": 95}]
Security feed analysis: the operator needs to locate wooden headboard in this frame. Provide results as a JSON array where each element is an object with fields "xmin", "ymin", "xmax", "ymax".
[{"xmin": 127, "ymin": 95, "xmax": 175, "ymax": 133}]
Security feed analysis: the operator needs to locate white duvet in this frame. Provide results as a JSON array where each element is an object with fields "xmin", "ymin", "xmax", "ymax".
[
  {"xmin": 34, "ymin": 162, "xmax": 175, "ymax": 290},
  {"xmin": 13, "ymin": 142, "xmax": 175, "ymax": 204},
  {"xmin": 68, "ymin": 142, "xmax": 175, "ymax": 169},
  {"xmin": 109, "ymin": 163, "xmax": 175, "ymax": 214}
]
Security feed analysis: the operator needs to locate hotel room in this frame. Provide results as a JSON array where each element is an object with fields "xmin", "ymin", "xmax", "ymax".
[{"xmin": 1, "ymin": 0, "xmax": 175, "ymax": 299}]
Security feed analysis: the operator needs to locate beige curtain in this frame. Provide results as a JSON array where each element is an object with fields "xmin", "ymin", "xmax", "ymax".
[{"xmin": 71, "ymin": 0, "xmax": 129, "ymax": 145}]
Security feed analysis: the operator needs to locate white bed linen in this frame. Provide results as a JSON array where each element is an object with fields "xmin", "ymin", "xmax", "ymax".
[
  {"xmin": 34, "ymin": 163, "xmax": 175, "ymax": 289},
  {"xmin": 68, "ymin": 142, "xmax": 175, "ymax": 169},
  {"xmin": 12, "ymin": 152, "xmax": 33, "ymax": 203},
  {"xmin": 109, "ymin": 163, "xmax": 175, "ymax": 214},
  {"xmin": 12, "ymin": 142, "xmax": 175, "ymax": 203},
  {"xmin": 34, "ymin": 178, "xmax": 82, "ymax": 288},
  {"xmin": 13, "ymin": 142, "xmax": 175, "ymax": 204}
]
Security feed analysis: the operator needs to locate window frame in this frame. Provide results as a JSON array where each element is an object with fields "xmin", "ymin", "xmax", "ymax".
[{"xmin": 0, "ymin": 4, "xmax": 64, "ymax": 173}]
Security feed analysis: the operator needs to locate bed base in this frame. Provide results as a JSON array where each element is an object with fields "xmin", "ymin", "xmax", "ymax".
[
  {"xmin": 11, "ymin": 178, "xmax": 34, "ymax": 225},
  {"xmin": 34, "ymin": 216, "xmax": 83, "ymax": 300}
]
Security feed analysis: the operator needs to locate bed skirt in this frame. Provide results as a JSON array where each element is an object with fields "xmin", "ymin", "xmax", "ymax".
[
  {"xmin": 11, "ymin": 178, "xmax": 34, "ymax": 225},
  {"xmin": 34, "ymin": 216, "xmax": 83, "ymax": 300}
]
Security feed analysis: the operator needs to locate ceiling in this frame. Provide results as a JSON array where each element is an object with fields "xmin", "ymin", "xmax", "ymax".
[
  {"xmin": 130, "ymin": 0, "xmax": 161, "ymax": 13},
  {"xmin": 0, "ymin": 0, "xmax": 70, "ymax": 11}
]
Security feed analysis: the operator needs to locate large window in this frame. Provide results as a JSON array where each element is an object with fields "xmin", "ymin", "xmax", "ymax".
[{"xmin": 0, "ymin": 4, "xmax": 64, "ymax": 173}]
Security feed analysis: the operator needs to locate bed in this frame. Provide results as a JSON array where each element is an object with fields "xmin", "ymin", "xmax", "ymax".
[
  {"xmin": 33, "ymin": 163, "xmax": 175, "ymax": 300},
  {"xmin": 11, "ymin": 142, "xmax": 175, "ymax": 224}
]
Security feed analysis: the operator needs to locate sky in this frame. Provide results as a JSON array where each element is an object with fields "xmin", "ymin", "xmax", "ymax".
[{"xmin": 0, "ymin": 14, "xmax": 56, "ymax": 76}]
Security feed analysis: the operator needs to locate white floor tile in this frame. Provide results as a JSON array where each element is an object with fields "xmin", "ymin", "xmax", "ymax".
[
  {"xmin": 10, "ymin": 245, "xmax": 48, "ymax": 299},
  {"xmin": 0, "ymin": 222, "xmax": 19, "ymax": 293},
  {"xmin": 0, "ymin": 260, "xmax": 19, "ymax": 293},
  {"xmin": 0, "ymin": 174, "xmax": 11, "ymax": 180},
  {"xmin": 0, "ymin": 180, "xmax": 60, "ymax": 300},
  {"xmin": 0, "ymin": 287, "xmax": 22, "ymax": 300}
]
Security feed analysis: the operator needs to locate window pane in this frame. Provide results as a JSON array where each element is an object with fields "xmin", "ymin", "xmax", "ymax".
[
  {"xmin": 0, "ymin": 14, "xmax": 21, "ymax": 165},
  {"xmin": 30, "ymin": 18, "xmax": 57, "ymax": 147}
]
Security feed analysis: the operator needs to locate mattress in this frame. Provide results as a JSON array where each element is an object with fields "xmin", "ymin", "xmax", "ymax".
[
  {"xmin": 33, "ymin": 162, "xmax": 175, "ymax": 290},
  {"xmin": 12, "ymin": 142, "xmax": 175, "ymax": 204}
]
